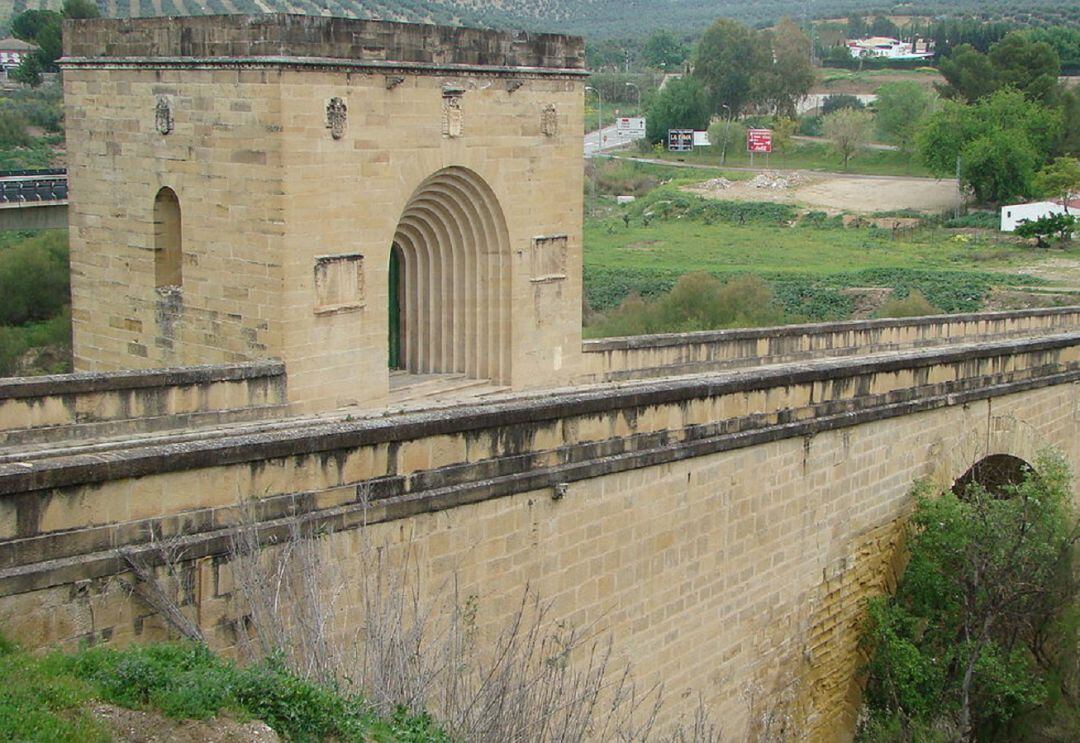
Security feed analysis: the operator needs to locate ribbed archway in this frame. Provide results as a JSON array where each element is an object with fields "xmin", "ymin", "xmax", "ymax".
[{"xmin": 391, "ymin": 167, "xmax": 512, "ymax": 384}]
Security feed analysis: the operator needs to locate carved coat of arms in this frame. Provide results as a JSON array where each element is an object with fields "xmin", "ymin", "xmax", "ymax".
[
  {"xmin": 442, "ymin": 87, "xmax": 465, "ymax": 138},
  {"xmin": 541, "ymin": 104, "xmax": 558, "ymax": 137},
  {"xmin": 326, "ymin": 97, "xmax": 347, "ymax": 140},
  {"xmin": 154, "ymin": 96, "xmax": 173, "ymax": 135}
]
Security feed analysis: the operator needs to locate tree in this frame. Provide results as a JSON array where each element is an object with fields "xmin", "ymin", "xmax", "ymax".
[
  {"xmin": 6, "ymin": 0, "xmax": 99, "ymax": 83},
  {"xmin": 10, "ymin": 9, "xmax": 57, "ymax": 42},
  {"xmin": 821, "ymin": 93, "xmax": 864, "ymax": 115},
  {"xmin": 939, "ymin": 44, "xmax": 1000, "ymax": 103},
  {"xmin": 917, "ymin": 89, "xmax": 1063, "ymax": 203},
  {"xmin": 846, "ymin": 14, "xmax": 866, "ymax": 39},
  {"xmin": 822, "ymin": 107, "xmax": 873, "ymax": 170},
  {"xmin": 860, "ymin": 452, "xmax": 1078, "ymax": 740},
  {"xmin": 771, "ymin": 117, "xmax": 797, "ymax": 152},
  {"xmin": 644, "ymin": 76, "xmax": 710, "ymax": 144},
  {"xmin": 1060, "ymin": 87, "xmax": 1080, "ymax": 156},
  {"xmin": 1016, "ymin": 213, "xmax": 1076, "ymax": 248},
  {"xmin": 1035, "ymin": 156, "xmax": 1080, "ymax": 211},
  {"xmin": 706, "ymin": 118, "xmax": 746, "ymax": 165},
  {"xmin": 869, "ymin": 15, "xmax": 899, "ymax": 39},
  {"xmin": 692, "ymin": 18, "xmax": 763, "ymax": 116},
  {"xmin": 939, "ymin": 33, "xmax": 1061, "ymax": 105},
  {"xmin": 641, "ymin": 29, "xmax": 687, "ymax": 70},
  {"xmin": 9, "ymin": 54, "xmax": 43, "ymax": 88},
  {"xmin": 752, "ymin": 18, "xmax": 815, "ymax": 118},
  {"xmin": 61, "ymin": 0, "xmax": 101, "ymax": 19},
  {"xmin": 988, "ymin": 33, "xmax": 1061, "ymax": 104},
  {"xmin": 961, "ymin": 129, "xmax": 1041, "ymax": 204},
  {"xmin": 875, "ymin": 81, "xmax": 935, "ymax": 153}
]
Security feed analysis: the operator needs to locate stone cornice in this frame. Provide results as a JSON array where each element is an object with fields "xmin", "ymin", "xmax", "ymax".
[
  {"xmin": 59, "ymin": 55, "xmax": 591, "ymax": 79},
  {"xmin": 1, "ymin": 332, "xmax": 1076, "ymax": 496},
  {"xmin": 1, "ymin": 365, "xmax": 1076, "ymax": 597}
]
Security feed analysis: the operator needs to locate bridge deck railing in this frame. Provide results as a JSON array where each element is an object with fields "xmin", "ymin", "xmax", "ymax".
[
  {"xmin": 0, "ymin": 360, "xmax": 287, "ymax": 447},
  {"xmin": 580, "ymin": 306, "xmax": 1080, "ymax": 383}
]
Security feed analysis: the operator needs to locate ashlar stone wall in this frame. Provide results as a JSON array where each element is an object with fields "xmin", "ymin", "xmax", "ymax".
[{"xmin": 62, "ymin": 14, "xmax": 586, "ymax": 412}]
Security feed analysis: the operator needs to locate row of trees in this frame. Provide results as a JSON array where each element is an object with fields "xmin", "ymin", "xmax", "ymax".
[
  {"xmin": 919, "ymin": 32, "xmax": 1079, "ymax": 204},
  {"xmin": 692, "ymin": 17, "xmax": 815, "ymax": 118}
]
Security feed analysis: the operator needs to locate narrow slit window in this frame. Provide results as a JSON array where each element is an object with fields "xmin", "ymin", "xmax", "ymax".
[{"xmin": 154, "ymin": 187, "xmax": 183, "ymax": 289}]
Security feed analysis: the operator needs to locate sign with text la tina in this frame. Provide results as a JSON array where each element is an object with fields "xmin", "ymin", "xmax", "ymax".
[
  {"xmin": 667, "ymin": 129, "xmax": 694, "ymax": 152},
  {"xmin": 747, "ymin": 128, "xmax": 773, "ymax": 154}
]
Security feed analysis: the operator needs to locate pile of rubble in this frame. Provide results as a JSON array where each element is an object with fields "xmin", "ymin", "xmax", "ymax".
[
  {"xmin": 699, "ymin": 177, "xmax": 734, "ymax": 191},
  {"xmin": 748, "ymin": 171, "xmax": 804, "ymax": 190}
]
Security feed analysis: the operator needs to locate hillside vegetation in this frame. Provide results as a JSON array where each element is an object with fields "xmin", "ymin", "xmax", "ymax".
[{"xmin": 1, "ymin": 0, "xmax": 1077, "ymax": 39}]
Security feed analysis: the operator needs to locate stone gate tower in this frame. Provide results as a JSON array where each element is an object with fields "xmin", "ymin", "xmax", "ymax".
[{"xmin": 62, "ymin": 14, "xmax": 586, "ymax": 411}]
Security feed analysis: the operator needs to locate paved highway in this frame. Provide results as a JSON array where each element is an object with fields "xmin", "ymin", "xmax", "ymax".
[{"xmin": 584, "ymin": 124, "xmax": 643, "ymax": 157}]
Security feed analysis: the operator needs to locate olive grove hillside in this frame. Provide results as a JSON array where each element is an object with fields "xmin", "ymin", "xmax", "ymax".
[{"xmin": 2, "ymin": 0, "xmax": 1077, "ymax": 40}]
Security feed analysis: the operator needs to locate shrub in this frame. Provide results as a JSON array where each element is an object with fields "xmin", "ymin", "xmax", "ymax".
[
  {"xmin": 585, "ymin": 159, "xmax": 660, "ymax": 197},
  {"xmin": 858, "ymin": 453, "xmax": 1078, "ymax": 739},
  {"xmin": 0, "ymin": 308, "xmax": 72, "ymax": 376},
  {"xmin": 874, "ymin": 289, "xmax": 940, "ymax": 318},
  {"xmin": 943, "ymin": 211, "xmax": 1000, "ymax": 229},
  {"xmin": 0, "ymin": 110, "xmax": 32, "ymax": 148},
  {"xmin": 0, "ymin": 230, "xmax": 69, "ymax": 326},
  {"xmin": 585, "ymin": 272, "xmax": 785, "ymax": 337},
  {"xmin": 821, "ymin": 93, "xmax": 865, "ymax": 115}
]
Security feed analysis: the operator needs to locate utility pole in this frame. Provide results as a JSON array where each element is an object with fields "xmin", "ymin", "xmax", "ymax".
[
  {"xmin": 955, "ymin": 154, "xmax": 963, "ymax": 219},
  {"xmin": 720, "ymin": 103, "xmax": 731, "ymax": 165},
  {"xmin": 585, "ymin": 85, "xmax": 603, "ymax": 148}
]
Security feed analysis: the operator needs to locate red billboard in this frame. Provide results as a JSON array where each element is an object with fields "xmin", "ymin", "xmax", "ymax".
[{"xmin": 747, "ymin": 128, "xmax": 773, "ymax": 154}]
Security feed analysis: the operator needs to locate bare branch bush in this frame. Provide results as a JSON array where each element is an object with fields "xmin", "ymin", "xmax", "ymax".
[{"xmin": 218, "ymin": 494, "xmax": 720, "ymax": 741}]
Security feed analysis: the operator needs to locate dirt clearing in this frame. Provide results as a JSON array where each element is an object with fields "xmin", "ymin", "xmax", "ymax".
[{"xmin": 688, "ymin": 170, "xmax": 960, "ymax": 214}]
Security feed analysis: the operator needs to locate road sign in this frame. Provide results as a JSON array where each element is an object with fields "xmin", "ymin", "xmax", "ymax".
[
  {"xmin": 668, "ymin": 129, "xmax": 694, "ymax": 152},
  {"xmin": 747, "ymin": 128, "xmax": 773, "ymax": 153},
  {"xmin": 616, "ymin": 117, "xmax": 646, "ymax": 133}
]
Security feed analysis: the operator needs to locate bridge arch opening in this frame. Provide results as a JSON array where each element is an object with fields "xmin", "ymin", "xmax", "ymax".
[
  {"xmin": 153, "ymin": 187, "xmax": 183, "ymax": 289},
  {"xmin": 390, "ymin": 167, "xmax": 511, "ymax": 383},
  {"xmin": 952, "ymin": 454, "xmax": 1032, "ymax": 498}
]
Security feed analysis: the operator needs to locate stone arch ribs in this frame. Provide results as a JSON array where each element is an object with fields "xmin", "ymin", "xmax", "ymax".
[{"xmin": 392, "ymin": 167, "xmax": 512, "ymax": 384}]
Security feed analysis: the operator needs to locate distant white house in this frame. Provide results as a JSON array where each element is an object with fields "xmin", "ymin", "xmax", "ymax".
[
  {"xmin": 0, "ymin": 38, "xmax": 35, "ymax": 70},
  {"xmin": 1000, "ymin": 199, "xmax": 1079, "ymax": 232},
  {"xmin": 846, "ymin": 37, "xmax": 935, "ymax": 60}
]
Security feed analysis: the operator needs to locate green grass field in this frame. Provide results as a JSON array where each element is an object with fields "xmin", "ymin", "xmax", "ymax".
[
  {"xmin": 650, "ymin": 140, "xmax": 933, "ymax": 177},
  {"xmin": 582, "ymin": 180, "xmax": 1079, "ymax": 332}
]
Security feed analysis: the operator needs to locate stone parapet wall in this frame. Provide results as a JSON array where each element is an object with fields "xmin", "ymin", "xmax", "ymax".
[
  {"xmin": 62, "ymin": 14, "xmax": 587, "ymax": 75},
  {"xmin": 581, "ymin": 306, "xmax": 1080, "ymax": 382},
  {"xmin": 0, "ymin": 361, "xmax": 286, "ymax": 447},
  {"xmin": 0, "ymin": 334, "xmax": 1077, "ymax": 740}
]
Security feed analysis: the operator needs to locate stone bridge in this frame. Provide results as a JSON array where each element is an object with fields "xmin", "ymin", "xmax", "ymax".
[
  {"xmin": 1, "ymin": 308, "xmax": 1078, "ymax": 740},
  {"xmin": 1, "ymin": 13, "xmax": 1078, "ymax": 741},
  {"xmin": 0, "ymin": 169, "xmax": 69, "ymax": 231}
]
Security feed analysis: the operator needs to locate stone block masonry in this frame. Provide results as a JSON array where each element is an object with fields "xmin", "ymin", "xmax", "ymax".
[
  {"xmin": 62, "ymin": 14, "xmax": 587, "ymax": 413},
  {"xmin": 0, "ymin": 333, "xmax": 1077, "ymax": 740}
]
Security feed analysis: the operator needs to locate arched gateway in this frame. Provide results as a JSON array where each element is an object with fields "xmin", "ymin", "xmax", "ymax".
[{"xmin": 390, "ymin": 167, "xmax": 512, "ymax": 384}]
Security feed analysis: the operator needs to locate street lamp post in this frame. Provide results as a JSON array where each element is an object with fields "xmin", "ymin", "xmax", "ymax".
[
  {"xmin": 720, "ymin": 103, "xmax": 731, "ymax": 165},
  {"xmin": 585, "ymin": 85, "xmax": 603, "ymax": 148},
  {"xmin": 625, "ymin": 82, "xmax": 641, "ymax": 111}
]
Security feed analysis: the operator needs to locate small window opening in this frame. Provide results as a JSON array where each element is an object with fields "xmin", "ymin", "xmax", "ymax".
[{"xmin": 154, "ymin": 187, "xmax": 182, "ymax": 289}]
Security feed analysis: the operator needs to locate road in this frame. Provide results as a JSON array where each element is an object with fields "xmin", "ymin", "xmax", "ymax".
[{"xmin": 584, "ymin": 124, "xmax": 643, "ymax": 156}]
